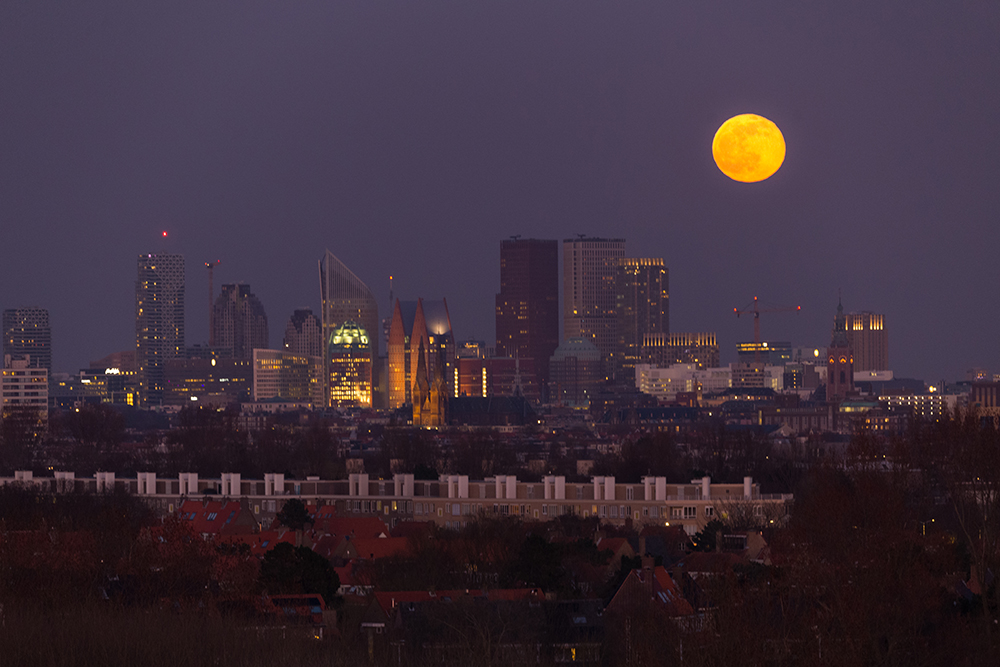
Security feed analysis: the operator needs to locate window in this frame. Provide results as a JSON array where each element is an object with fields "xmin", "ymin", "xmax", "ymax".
[
  {"xmin": 705, "ymin": 506, "xmax": 714, "ymax": 517},
  {"xmin": 684, "ymin": 507, "xmax": 696, "ymax": 518},
  {"xmin": 527, "ymin": 486, "xmax": 534, "ymax": 499},
  {"xmin": 671, "ymin": 507, "xmax": 682, "ymax": 519},
  {"xmin": 626, "ymin": 487, "xmax": 634, "ymax": 501}
]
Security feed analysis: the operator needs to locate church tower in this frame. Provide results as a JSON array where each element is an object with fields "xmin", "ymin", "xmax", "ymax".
[{"xmin": 827, "ymin": 299, "xmax": 854, "ymax": 402}]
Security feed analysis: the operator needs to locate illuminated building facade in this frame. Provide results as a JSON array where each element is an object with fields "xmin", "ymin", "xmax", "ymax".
[
  {"xmin": 735, "ymin": 341, "xmax": 792, "ymax": 366},
  {"xmin": 563, "ymin": 237, "xmax": 626, "ymax": 379},
  {"xmin": 2, "ymin": 355, "xmax": 48, "ymax": 427},
  {"xmin": 283, "ymin": 309, "xmax": 323, "ymax": 358},
  {"xmin": 212, "ymin": 284, "xmax": 269, "ymax": 360},
  {"xmin": 640, "ymin": 332, "xmax": 719, "ymax": 370},
  {"xmin": 827, "ymin": 300, "xmax": 855, "ymax": 402},
  {"xmin": 319, "ymin": 251, "xmax": 379, "ymax": 408},
  {"xmin": 549, "ymin": 338, "xmax": 602, "ymax": 407},
  {"xmin": 388, "ymin": 298, "xmax": 454, "ymax": 409},
  {"xmin": 456, "ymin": 356, "xmax": 539, "ymax": 402},
  {"xmin": 495, "ymin": 239, "xmax": 559, "ymax": 400},
  {"xmin": 846, "ymin": 311, "xmax": 888, "ymax": 372},
  {"xmin": 3, "ymin": 307, "xmax": 52, "ymax": 372},
  {"xmin": 253, "ymin": 349, "xmax": 324, "ymax": 407},
  {"xmin": 614, "ymin": 258, "xmax": 668, "ymax": 382},
  {"xmin": 163, "ymin": 357, "xmax": 252, "ymax": 406},
  {"xmin": 136, "ymin": 253, "xmax": 185, "ymax": 406},
  {"xmin": 328, "ymin": 320, "xmax": 373, "ymax": 408}
]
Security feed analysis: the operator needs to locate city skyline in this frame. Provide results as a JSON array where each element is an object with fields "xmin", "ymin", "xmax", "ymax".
[{"xmin": 2, "ymin": 2, "xmax": 998, "ymax": 382}]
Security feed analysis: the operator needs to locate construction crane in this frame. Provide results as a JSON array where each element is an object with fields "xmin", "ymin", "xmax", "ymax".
[
  {"xmin": 734, "ymin": 296, "xmax": 801, "ymax": 365},
  {"xmin": 206, "ymin": 260, "xmax": 220, "ymax": 346}
]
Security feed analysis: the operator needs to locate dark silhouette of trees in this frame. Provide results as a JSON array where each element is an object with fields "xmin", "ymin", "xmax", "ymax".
[
  {"xmin": 259, "ymin": 542, "xmax": 340, "ymax": 604},
  {"xmin": 0, "ymin": 405, "xmax": 42, "ymax": 473}
]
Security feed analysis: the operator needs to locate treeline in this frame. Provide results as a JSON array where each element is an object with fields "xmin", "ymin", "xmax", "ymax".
[{"xmin": 6, "ymin": 403, "xmax": 804, "ymax": 490}]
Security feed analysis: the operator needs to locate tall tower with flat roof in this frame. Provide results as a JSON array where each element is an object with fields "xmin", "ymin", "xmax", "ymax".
[
  {"xmin": 614, "ymin": 258, "xmax": 669, "ymax": 383},
  {"xmin": 495, "ymin": 238, "xmax": 559, "ymax": 401},
  {"xmin": 136, "ymin": 253, "xmax": 185, "ymax": 406},
  {"xmin": 2, "ymin": 307, "xmax": 51, "ymax": 372},
  {"xmin": 563, "ymin": 237, "xmax": 626, "ymax": 380},
  {"xmin": 846, "ymin": 311, "xmax": 888, "ymax": 372}
]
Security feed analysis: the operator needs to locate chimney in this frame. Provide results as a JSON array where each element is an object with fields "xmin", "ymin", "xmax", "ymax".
[
  {"xmin": 641, "ymin": 555, "xmax": 655, "ymax": 597},
  {"xmin": 639, "ymin": 536, "xmax": 647, "ymax": 557}
]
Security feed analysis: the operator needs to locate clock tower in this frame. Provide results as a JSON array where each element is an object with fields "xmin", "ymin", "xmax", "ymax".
[{"xmin": 827, "ymin": 299, "xmax": 854, "ymax": 402}]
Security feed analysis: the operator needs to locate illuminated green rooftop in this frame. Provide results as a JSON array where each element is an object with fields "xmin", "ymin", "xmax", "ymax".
[{"xmin": 328, "ymin": 320, "xmax": 371, "ymax": 351}]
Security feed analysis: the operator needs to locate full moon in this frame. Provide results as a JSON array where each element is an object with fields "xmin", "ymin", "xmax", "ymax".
[{"xmin": 712, "ymin": 114, "xmax": 786, "ymax": 183}]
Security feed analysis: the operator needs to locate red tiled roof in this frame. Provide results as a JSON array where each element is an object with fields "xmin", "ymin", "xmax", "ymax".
[
  {"xmin": 313, "ymin": 516, "xmax": 389, "ymax": 539},
  {"xmin": 609, "ymin": 566, "xmax": 694, "ymax": 617},
  {"xmin": 597, "ymin": 537, "xmax": 631, "ymax": 553},
  {"xmin": 178, "ymin": 500, "xmax": 245, "ymax": 535}
]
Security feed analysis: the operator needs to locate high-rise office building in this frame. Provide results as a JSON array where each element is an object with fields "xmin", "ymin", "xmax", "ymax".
[
  {"xmin": 328, "ymin": 320, "xmax": 373, "ymax": 408},
  {"xmin": 495, "ymin": 238, "xmax": 559, "ymax": 400},
  {"xmin": 614, "ymin": 258, "xmax": 668, "ymax": 383},
  {"xmin": 319, "ymin": 250, "xmax": 379, "ymax": 406},
  {"xmin": 563, "ymin": 237, "xmax": 626, "ymax": 379},
  {"xmin": 283, "ymin": 309, "xmax": 323, "ymax": 358},
  {"xmin": 212, "ymin": 284, "xmax": 269, "ymax": 360},
  {"xmin": 640, "ymin": 332, "xmax": 720, "ymax": 370},
  {"xmin": 2, "ymin": 307, "xmax": 52, "ymax": 372},
  {"xmin": 136, "ymin": 253, "xmax": 185, "ymax": 406},
  {"xmin": 846, "ymin": 311, "xmax": 888, "ymax": 372},
  {"xmin": 253, "ymin": 349, "xmax": 325, "ymax": 407}
]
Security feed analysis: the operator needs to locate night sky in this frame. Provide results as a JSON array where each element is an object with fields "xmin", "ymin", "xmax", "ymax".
[{"xmin": 2, "ymin": 1, "xmax": 998, "ymax": 382}]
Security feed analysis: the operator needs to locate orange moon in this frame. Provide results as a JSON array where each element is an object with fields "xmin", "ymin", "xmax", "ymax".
[{"xmin": 712, "ymin": 114, "xmax": 785, "ymax": 182}]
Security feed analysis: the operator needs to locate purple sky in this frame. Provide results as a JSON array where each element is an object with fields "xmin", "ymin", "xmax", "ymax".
[{"xmin": 2, "ymin": 1, "xmax": 998, "ymax": 382}]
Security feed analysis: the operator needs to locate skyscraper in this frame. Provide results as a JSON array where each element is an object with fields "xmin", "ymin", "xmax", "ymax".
[
  {"xmin": 136, "ymin": 253, "xmax": 185, "ymax": 406},
  {"xmin": 283, "ymin": 308, "xmax": 323, "ymax": 358},
  {"xmin": 328, "ymin": 320, "xmax": 373, "ymax": 408},
  {"xmin": 846, "ymin": 311, "xmax": 888, "ymax": 372},
  {"xmin": 2, "ymin": 307, "xmax": 51, "ymax": 372},
  {"xmin": 319, "ymin": 250, "xmax": 379, "ymax": 405},
  {"xmin": 212, "ymin": 283, "xmax": 269, "ymax": 360},
  {"xmin": 614, "ymin": 258, "xmax": 668, "ymax": 383},
  {"xmin": 495, "ymin": 238, "xmax": 559, "ymax": 401},
  {"xmin": 563, "ymin": 237, "xmax": 626, "ymax": 379}
]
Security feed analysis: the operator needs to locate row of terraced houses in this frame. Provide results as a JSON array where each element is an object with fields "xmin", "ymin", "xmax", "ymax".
[{"xmin": 1, "ymin": 470, "xmax": 790, "ymax": 534}]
